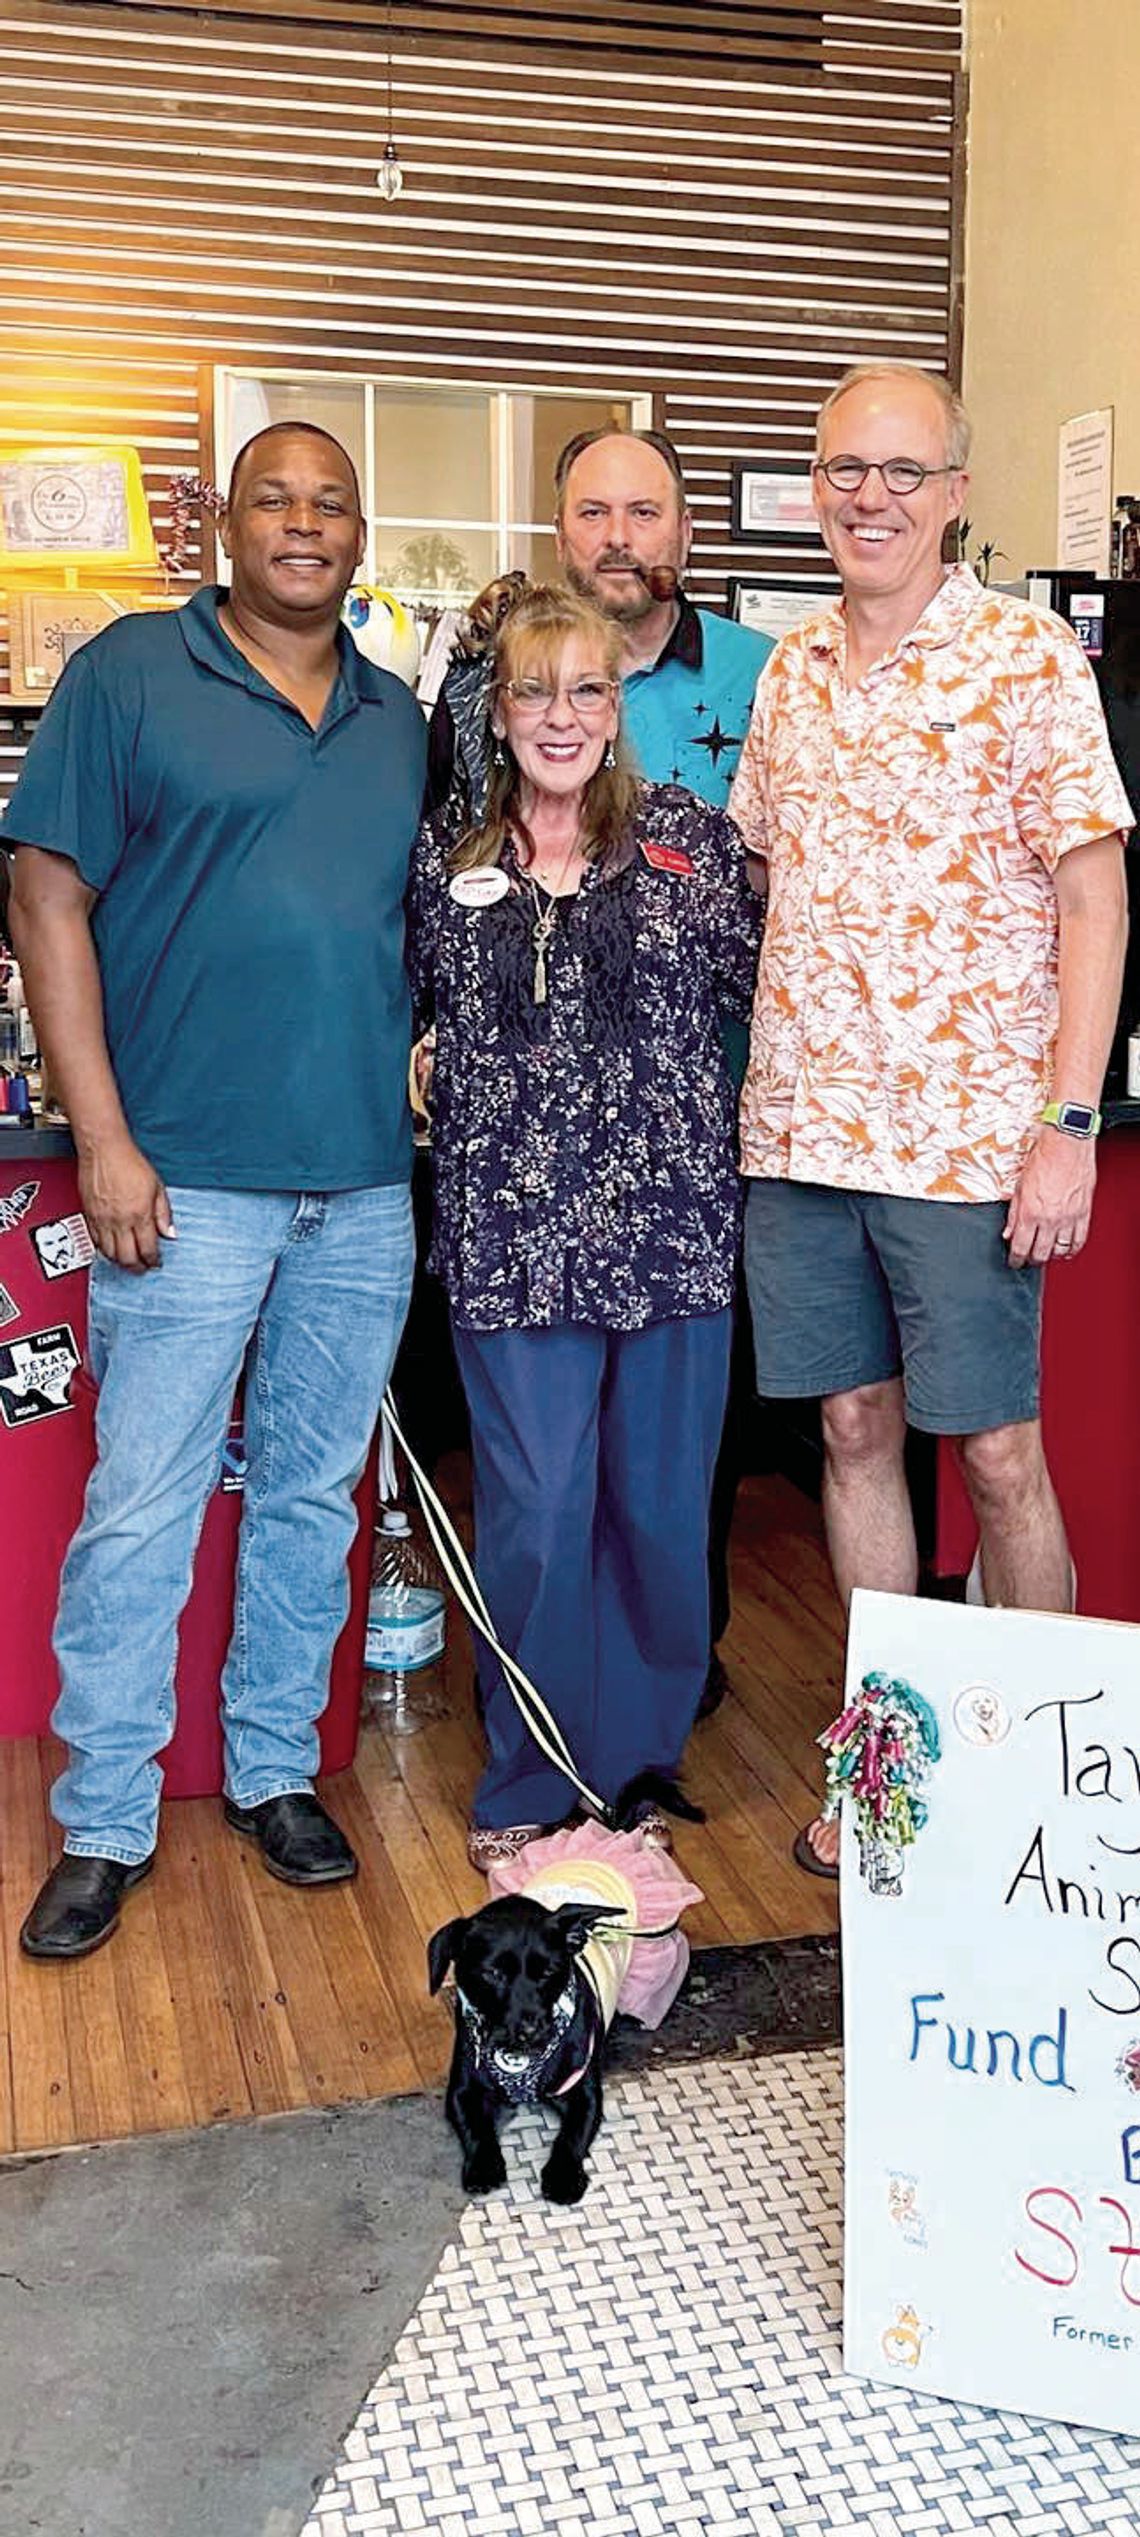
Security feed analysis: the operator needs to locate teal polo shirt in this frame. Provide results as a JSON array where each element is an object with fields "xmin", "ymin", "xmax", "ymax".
[
  {"xmin": 621, "ymin": 601, "xmax": 771, "ymax": 807},
  {"xmin": 623, "ymin": 598, "xmax": 771, "ymax": 1083},
  {"xmin": 3, "ymin": 587, "xmax": 426, "ymax": 1191}
]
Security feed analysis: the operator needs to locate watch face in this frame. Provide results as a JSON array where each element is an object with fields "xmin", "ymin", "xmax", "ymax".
[{"xmin": 1060, "ymin": 1103, "xmax": 1097, "ymax": 1134}]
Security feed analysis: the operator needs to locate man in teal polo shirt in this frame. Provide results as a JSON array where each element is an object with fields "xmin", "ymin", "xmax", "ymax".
[
  {"xmin": 6, "ymin": 421, "xmax": 426, "ymax": 1958},
  {"xmin": 556, "ymin": 424, "xmax": 772, "ymax": 1711},
  {"xmin": 554, "ymin": 426, "xmax": 771, "ymax": 813}
]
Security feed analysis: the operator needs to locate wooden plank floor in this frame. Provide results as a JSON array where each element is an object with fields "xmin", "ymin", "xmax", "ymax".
[{"xmin": 0, "ymin": 1469, "xmax": 842, "ymax": 2154}]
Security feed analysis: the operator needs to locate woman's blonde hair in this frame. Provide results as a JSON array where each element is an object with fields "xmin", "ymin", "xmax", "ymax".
[{"xmin": 450, "ymin": 584, "xmax": 640, "ymax": 875}]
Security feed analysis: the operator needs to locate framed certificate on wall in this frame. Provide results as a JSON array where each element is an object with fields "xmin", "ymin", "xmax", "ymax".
[{"xmin": 727, "ymin": 577, "xmax": 835, "ymax": 639}]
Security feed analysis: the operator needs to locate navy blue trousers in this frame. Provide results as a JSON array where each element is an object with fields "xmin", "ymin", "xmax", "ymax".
[{"xmin": 453, "ymin": 1311, "xmax": 731, "ymax": 1830}]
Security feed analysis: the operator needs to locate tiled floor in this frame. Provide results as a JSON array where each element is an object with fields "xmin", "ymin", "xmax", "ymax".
[{"xmin": 304, "ymin": 2050, "xmax": 1140, "ymax": 2537}]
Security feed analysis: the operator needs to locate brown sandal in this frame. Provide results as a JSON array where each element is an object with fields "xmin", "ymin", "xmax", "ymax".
[
  {"xmin": 466, "ymin": 1822, "xmax": 545, "ymax": 1874},
  {"xmin": 793, "ymin": 1823, "xmax": 839, "ymax": 1882}
]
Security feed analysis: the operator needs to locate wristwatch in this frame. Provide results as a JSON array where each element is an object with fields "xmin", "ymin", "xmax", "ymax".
[{"xmin": 1040, "ymin": 1100, "xmax": 1102, "ymax": 1138}]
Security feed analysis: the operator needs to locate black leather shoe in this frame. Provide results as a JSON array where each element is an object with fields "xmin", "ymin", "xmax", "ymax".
[
  {"xmin": 697, "ymin": 1651, "xmax": 730, "ymax": 1722},
  {"xmin": 223, "ymin": 1792, "xmax": 357, "ymax": 1886},
  {"xmin": 20, "ymin": 1852, "xmax": 155, "ymax": 1961}
]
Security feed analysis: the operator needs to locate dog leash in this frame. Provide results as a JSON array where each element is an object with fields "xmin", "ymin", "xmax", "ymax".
[
  {"xmin": 595, "ymin": 1918, "xmax": 681, "ymax": 1942},
  {"xmin": 381, "ymin": 1388, "xmax": 610, "ymax": 1819}
]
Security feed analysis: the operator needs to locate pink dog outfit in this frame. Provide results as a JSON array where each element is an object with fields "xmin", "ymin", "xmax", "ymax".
[{"xmin": 488, "ymin": 1820, "xmax": 703, "ymax": 2030}]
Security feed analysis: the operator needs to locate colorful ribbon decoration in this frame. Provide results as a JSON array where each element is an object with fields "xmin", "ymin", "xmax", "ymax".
[
  {"xmin": 160, "ymin": 472, "xmax": 224, "ymax": 576},
  {"xmin": 819, "ymin": 1669, "xmax": 941, "ymax": 1895}
]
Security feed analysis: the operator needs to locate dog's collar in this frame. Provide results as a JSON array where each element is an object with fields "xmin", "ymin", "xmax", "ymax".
[{"xmin": 455, "ymin": 1973, "xmax": 598, "ymax": 2106}]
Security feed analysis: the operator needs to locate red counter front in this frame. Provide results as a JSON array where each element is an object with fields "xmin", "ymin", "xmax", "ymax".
[
  {"xmin": 0, "ymin": 1147, "xmax": 371, "ymax": 1791},
  {"xmin": 935, "ymin": 1124, "xmax": 1140, "ymax": 1621}
]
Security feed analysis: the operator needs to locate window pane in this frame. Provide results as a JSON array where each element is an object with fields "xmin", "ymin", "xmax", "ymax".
[
  {"xmin": 373, "ymin": 391, "xmax": 493, "ymax": 521},
  {"xmin": 375, "ymin": 523, "xmax": 497, "ymax": 608},
  {"xmin": 227, "ymin": 377, "xmax": 366, "ymax": 485},
  {"xmin": 511, "ymin": 394, "xmax": 633, "ymax": 522},
  {"xmin": 507, "ymin": 527, "xmax": 560, "ymax": 582}
]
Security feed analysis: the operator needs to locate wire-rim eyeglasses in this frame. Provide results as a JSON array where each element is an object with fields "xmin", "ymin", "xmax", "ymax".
[{"xmin": 504, "ymin": 677, "xmax": 618, "ymax": 717}]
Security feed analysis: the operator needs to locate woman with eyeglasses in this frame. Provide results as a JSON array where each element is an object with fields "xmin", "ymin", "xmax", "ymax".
[{"xmin": 406, "ymin": 584, "xmax": 762, "ymax": 1870}]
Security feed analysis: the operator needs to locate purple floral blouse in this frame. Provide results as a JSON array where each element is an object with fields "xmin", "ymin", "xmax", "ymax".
[{"xmin": 405, "ymin": 780, "xmax": 763, "ymax": 1332}]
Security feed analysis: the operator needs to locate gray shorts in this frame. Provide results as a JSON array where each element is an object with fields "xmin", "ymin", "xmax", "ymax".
[{"xmin": 743, "ymin": 1178, "xmax": 1043, "ymax": 1436}]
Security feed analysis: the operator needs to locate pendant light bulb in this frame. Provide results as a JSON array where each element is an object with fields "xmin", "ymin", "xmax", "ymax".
[
  {"xmin": 376, "ymin": 139, "xmax": 403, "ymax": 200},
  {"xmin": 377, "ymin": 4, "xmax": 403, "ymax": 200}
]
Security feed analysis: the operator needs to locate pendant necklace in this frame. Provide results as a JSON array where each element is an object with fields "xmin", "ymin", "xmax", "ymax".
[{"xmin": 524, "ymin": 834, "xmax": 582, "ymax": 1005}]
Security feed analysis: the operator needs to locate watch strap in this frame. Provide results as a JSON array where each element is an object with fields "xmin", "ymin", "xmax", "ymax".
[{"xmin": 1041, "ymin": 1100, "xmax": 1102, "ymax": 1137}]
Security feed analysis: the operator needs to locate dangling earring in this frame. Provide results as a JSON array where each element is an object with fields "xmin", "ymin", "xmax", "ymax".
[
  {"xmin": 603, "ymin": 740, "xmax": 616, "ymax": 770},
  {"xmin": 492, "ymin": 739, "xmax": 506, "ymax": 767}
]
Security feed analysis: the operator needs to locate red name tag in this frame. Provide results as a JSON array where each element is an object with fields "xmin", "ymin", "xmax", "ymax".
[{"xmin": 640, "ymin": 840, "xmax": 694, "ymax": 877}]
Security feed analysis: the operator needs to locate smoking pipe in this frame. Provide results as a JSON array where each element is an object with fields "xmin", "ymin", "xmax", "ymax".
[{"xmin": 631, "ymin": 562, "xmax": 681, "ymax": 603}]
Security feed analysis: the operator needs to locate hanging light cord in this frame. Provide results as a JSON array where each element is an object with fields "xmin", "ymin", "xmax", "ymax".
[
  {"xmin": 375, "ymin": 0, "xmax": 403, "ymax": 195},
  {"xmin": 385, "ymin": 0, "xmax": 395, "ymax": 154}
]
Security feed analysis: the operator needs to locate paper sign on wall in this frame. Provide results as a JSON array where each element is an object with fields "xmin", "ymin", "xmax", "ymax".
[
  {"xmin": 1058, "ymin": 407, "xmax": 1113, "ymax": 576},
  {"xmin": 842, "ymin": 1588, "xmax": 1140, "ymax": 2437}
]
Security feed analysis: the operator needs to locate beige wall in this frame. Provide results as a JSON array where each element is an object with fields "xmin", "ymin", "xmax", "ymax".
[{"xmin": 964, "ymin": 0, "xmax": 1140, "ymax": 578}]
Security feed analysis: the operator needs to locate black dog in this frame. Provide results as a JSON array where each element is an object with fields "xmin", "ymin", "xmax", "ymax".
[
  {"xmin": 428, "ymin": 1774, "xmax": 703, "ymax": 2203},
  {"xmin": 428, "ymin": 1894, "xmax": 623, "ymax": 2204}
]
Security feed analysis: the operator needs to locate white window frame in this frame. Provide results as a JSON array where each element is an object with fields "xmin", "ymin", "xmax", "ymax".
[{"xmin": 212, "ymin": 368, "xmax": 655, "ymax": 592}]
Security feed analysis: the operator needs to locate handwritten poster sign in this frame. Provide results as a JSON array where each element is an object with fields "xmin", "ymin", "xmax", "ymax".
[{"xmin": 842, "ymin": 1588, "xmax": 1140, "ymax": 2436}]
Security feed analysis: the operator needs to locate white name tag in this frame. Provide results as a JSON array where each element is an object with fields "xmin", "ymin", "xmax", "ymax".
[{"xmin": 449, "ymin": 868, "xmax": 509, "ymax": 908}]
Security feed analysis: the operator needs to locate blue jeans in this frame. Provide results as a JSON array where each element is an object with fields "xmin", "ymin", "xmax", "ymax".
[{"xmin": 52, "ymin": 1184, "xmax": 414, "ymax": 1864}]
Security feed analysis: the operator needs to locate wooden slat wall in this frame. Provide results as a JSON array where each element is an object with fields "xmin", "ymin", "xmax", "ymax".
[{"xmin": 0, "ymin": 0, "xmax": 964, "ymax": 804}]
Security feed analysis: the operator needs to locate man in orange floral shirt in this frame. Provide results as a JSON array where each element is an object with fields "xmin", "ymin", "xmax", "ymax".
[{"xmin": 729, "ymin": 362, "xmax": 1132, "ymax": 1875}]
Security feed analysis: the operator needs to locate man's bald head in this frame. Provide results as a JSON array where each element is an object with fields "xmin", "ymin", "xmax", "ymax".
[{"xmin": 227, "ymin": 421, "xmax": 362, "ymax": 514}]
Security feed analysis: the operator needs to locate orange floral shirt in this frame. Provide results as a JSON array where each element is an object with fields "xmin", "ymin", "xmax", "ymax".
[{"xmin": 728, "ymin": 567, "xmax": 1134, "ymax": 1202}]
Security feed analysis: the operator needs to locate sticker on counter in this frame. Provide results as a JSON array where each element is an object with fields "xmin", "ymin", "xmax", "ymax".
[
  {"xmin": 0, "ymin": 1179, "xmax": 40, "ymax": 1236},
  {"xmin": 0, "ymin": 1281, "xmax": 19, "ymax": 1330},
  {"xmin": 1068, "ymin": 591, "xmax": 1105, "ymax": 658},
  {"xmin": 220, "ymin": 1423, "xmax": 247, "ymax": 1493},
  {"xmin": 30, "ymin": 1211, "xmax": 95, "ymax": 1281},
  {"xmin": 0, "ymin": 1322, "xmax": 81, "ymax": 1426}
]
